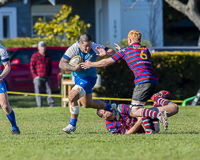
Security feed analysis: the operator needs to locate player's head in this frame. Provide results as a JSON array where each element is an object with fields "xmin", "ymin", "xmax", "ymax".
[
  {"xmin": 79, "ymin": 33, "xmax": 92, "ymax": 53},
  {"xmin": 127, "ymin": 30, "xmax": 142, "ymax": 45},
  {"xmin": 97, "ymin": 109, "xmax": 114, "ymax": 120}
]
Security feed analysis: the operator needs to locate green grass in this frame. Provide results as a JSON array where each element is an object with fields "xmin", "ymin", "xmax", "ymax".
[{"xmin": 0, "ymin": 95, "xmax": 200, "ymax": 160}]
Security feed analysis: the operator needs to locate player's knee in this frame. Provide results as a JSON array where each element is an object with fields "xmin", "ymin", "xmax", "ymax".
[
  {"xmin": 68, "ymin": 94, "xmax": 78, "ymax": 103},
  {"xmin": 169, "ymin": 102, "xmax": 179, "ymax": 115},
  {"xmin": 174, "ymin": 104, "xmax": 179, "ymax": 114}
]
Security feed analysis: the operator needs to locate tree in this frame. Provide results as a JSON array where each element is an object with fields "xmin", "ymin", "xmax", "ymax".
[
  {"xmin": 165, "ymin": 0, "xmax": 200, "ymax": 30},
  {"xmin": 34, "ymin": 5, "xmax": 91, "ymax": 40},
  {"xmin": 0, "ymin": 0, "xmax": 22, "ymax": 7}
]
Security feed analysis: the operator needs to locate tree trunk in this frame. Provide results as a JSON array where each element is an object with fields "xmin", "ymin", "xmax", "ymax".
[{"xmin": 165, "ymin": 0, "xmax": 200, "ymax": 30}]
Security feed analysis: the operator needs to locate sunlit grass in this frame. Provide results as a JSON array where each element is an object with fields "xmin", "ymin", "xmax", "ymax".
[{"xmin": 0, "ymin": 95, "xmax": 199, "ymax": 160}]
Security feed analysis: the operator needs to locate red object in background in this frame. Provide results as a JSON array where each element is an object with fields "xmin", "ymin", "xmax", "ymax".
[{"xmin": 2, "ymin": 46, "xmax": 68, "ymax": 93}]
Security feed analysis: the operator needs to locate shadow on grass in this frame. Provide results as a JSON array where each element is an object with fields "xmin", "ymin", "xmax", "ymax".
[
  {"xmin": 8, "ymin": 95, "xmax": 62, "ymax": 108},
  {"xmin": 161, "ymin": 131, "xmax": 199, "ymax": 134}
]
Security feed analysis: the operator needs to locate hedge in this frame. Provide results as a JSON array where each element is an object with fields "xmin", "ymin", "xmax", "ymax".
[
  {"xmin": 94, "ymin": 52, "xmax": 200, "ymax": 100},
  {"xmin": 1, "ymin": 38, "xmax": 199, "ymax": 100},
  {"xmin": 0, "ymin": 37, "xmax": 76, "ymax": 48}
]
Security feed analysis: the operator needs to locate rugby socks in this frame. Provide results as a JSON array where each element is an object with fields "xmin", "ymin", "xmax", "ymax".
[
  {"xmin": 153, "ymin": 101, "xmax": 160, "ymax": 107},
  {"xmin": 142, "ymin": 117, "xmax": 152, "ymax": 134},
  {"xmin": 105, "ymin": 103, "xmax": 112, "ymax": 112},
  {"xmin": 118, "ymin": 104, "xmax": 132, "ymax": 115},
  {"xmin": 69, "ymin": 117, "xmax": 77, "ymax": 127},
  {"xmin": 154, "ymin": 95, "xmax": 171, "ymax": 106},
  {"xmin": 141, "ymin": 108, "xmax": 161, "ymax": 119},
  {"xmin": 6, "ymin": 110, "xmax": 18, "ymax": 130}
]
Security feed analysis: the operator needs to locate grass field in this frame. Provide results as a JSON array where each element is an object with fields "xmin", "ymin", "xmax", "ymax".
[{"xmin": 0, "ymin": 95, "xmax": 200, "ymax": 160}]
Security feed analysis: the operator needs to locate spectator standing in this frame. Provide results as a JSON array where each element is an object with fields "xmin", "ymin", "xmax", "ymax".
[{"xmin": 30, "ymin": 41, "xmax": 55, "ymax": 108}]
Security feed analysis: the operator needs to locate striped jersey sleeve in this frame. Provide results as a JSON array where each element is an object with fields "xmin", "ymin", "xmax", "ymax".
[
  {"xmin": 105, "ymin": 114, "xmax": 137, "ymax": 134},
  {"xmin": 111, "ymin": 49, "xmax": 125, "ymax": 62},
  {"xmin": 63, "ymin": 42, "xmax": 79, "ymax": 61}
]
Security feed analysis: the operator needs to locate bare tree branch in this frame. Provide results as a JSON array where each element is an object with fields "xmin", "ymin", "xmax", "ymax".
[{"xmin": 165, "ymin": 0, "xmax": 200, "ymax": 30}]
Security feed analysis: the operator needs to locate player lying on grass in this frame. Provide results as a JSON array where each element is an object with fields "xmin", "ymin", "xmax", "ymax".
[{"xmin": 97, "ymin": 91, "xmax": 179, "ymax": 134}]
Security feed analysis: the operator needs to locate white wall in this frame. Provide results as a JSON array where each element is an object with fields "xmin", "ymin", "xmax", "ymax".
[
  {"xmin": 0, "ymin": 7, "xmax": 17, "ymax": 39},
  {"xmin": 95, "ymin": 0, "xmax": 121, "ymax": 45},
  {"xmin": 121, "ymin": 1, "xmax": 163, "ymax": 46},
  {"xmin": 107, "ymin": 0, "xmax": 121, "ymax": 45},
  {"xmin": 95, "ymin": 0, "xmax": 163, "ymax": 47}
]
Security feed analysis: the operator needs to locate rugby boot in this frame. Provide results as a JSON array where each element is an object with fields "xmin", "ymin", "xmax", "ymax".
[
  {"xmin": 111, "ymin": 103, "xmax": 120, "ymax": 121},
  {"xmin": 62, "ymin": 124, "xmax": 76, "ymax": 134},
  {"xmin": 12, "ymin": 128, "xmax": 20, "ymax": 135},
  {"xmin": 158, "ymin": 111, "xmax": 168, "ymax": 131}
]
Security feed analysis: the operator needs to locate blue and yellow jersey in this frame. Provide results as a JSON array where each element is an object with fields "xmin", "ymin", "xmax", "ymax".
[{"xmin": 63, "ymin": 41, "xmax": 107, "ymax": 79}]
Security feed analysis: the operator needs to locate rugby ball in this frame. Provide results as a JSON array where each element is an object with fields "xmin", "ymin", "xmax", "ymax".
[{"xmin": 69, "ymin": 55, "xmax": 82, "ymax": 67}]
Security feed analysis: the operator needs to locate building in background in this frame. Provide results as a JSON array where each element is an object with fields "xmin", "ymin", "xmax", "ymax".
[{"xmin": 0, "ymin": 0, "xmax": 163, "ymax": 47}]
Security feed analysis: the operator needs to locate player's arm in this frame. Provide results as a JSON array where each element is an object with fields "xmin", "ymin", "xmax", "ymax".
[
  {"xmin": 104, "ymin": 48, "xmax": 115, "ymax": 56},
  {"xmin": 95, "ymin": 45, "xmax": 115, "ymax": 57},
  {"xmin": 81, "ymin": 57, "xmax": 115, "ymax": 69},
  {"xmin": 59, "ymin": 57, "xmax": 81, "ymax": 72},
  {"xmin": 125, "ymin": 117, "xmax": 142, "ymax": 135},
  {"xmin": 0, "ymin": 61, "xmax": 11, "ymax": 83}
]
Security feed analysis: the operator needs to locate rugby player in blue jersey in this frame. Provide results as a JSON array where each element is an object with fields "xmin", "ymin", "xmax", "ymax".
[
  {"xmin": 97, "ymin": 91, "xmax": 178, "ymax": 134},
  {"xmin": 81, "ymin": 30, "xmax": 160, "ymax": 125},
  {"xmin": 0, "ymin": 44, "xmax": 20, "ymax": 135},
  {"xmin": 59, "ymin": 33, "xmax": 116, "ymax": 133}
]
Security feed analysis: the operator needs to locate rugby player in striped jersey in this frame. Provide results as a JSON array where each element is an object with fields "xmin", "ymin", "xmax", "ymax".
[{"xmin": 97, "ymin": 91, "xmax": 178, "ymax": 134}]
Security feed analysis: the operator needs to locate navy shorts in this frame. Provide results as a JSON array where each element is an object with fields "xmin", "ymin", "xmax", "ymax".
[
  {"xmin": 132, "ymin": 82, "xmax": 157, "ymax": 102},
  {"xmin": 0, "ymin": 80, "xmax": 7, "ymax": 93},
  {"xmin": 74, "ymin": 76, "xmax": 97, "ymax": 95}
]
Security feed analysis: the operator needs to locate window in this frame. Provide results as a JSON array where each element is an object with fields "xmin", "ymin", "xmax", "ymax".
[
  {"xmin": 32, "ymin": 15, "xmax": 54, "ymax": 37},
  {"xmin": 11, "ymin": 49, "xmax": 65, "ymax": 64},
  {"xmin": 11, "ymin": 50, "xmax": 37, "ymax": 64},
  {"xmin": 3, "ymin": 16, "xmax": 10, "ymax": 39}
]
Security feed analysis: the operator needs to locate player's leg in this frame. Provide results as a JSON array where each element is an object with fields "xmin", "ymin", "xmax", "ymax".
[
  {"xmin": 0, "ymin": 81, "xmax": 20, "ymax": 134},
  {"xmin": 112, "ymin": 83, "xmax": 153, "ymax": 120},
  {"xmin": 33, "ymin": 77, "xmax": 42, "ymax": 108},
  {"xmin": 151, "ymin": 92, "xmax": 179, "ymax": 117},
  {"xmin": 151, "ymin": 90, "xmax": 170, "ymax": 107},
  {"xmin": 62, "ymin": 87, "xmax": 81, "ymax": 133},
  {"xmin": 77, "ymin": 76, "xmax": 113, "ymax": 112},
  {"xmin": 63, "ymin": 76, "xmax": 96, "ymax": 133},
  {"xmin": 117, "ymin": 104, "xmax": 154, "ymax": 134},
  {"xmin": 80, "ymin": 94, "xmax": 113, "ymax": 111},
  {"xmin": 131, "ymin": 82, "xmax": 157, "ymax": 106}
]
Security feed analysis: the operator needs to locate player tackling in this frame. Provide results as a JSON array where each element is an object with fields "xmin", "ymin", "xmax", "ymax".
[
  {"xmin": 59, "ymin": 33, "xmax": 116, "ymax": 133},
  {"xmin": 81, "ymin": 30, "xmax": 159, "ymax": 122}
]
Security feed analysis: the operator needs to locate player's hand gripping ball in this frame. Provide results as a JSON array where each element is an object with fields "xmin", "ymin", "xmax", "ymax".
[{"xmin": 69, "ymin": 55, "xmax": 82, "ymax": 67}]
